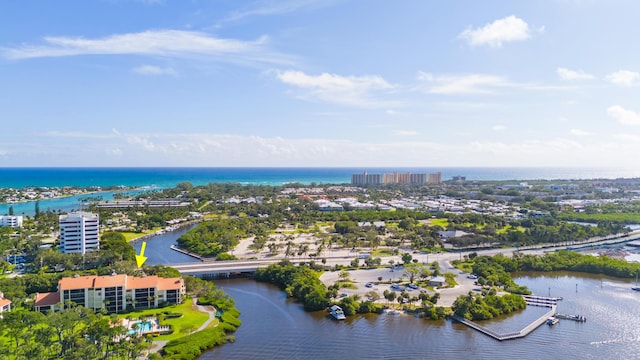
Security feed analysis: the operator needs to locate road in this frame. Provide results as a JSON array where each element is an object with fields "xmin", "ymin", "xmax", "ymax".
[{"xmin": 171, "ymin": 230, "xmax": 640, "ymax": 306}]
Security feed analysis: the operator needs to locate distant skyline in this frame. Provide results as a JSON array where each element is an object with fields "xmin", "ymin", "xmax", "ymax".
[{"xmin": 2, "ymin": 1, "xmax": 640, "ymax": 168}]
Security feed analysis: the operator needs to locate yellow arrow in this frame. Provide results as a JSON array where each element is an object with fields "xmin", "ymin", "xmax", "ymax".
[{"xmin": 136, "ymin": 241, "xmax": 148, "ymax": 268}]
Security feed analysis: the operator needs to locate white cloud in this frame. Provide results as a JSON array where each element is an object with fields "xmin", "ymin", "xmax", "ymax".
[
  {"xmin": 570, "ymin": 128, "xmax": 591, "ymax": 136},
  {"xmin": 223, "ymin": 0, "xmax": 330, "ymax": 22},
  {"xmin": 105, "ymin": 147, "xmax": 123, "ymax": 156},
  {"xmin": 393, "ymin": 130, "xmax": 419, "ymax": 136},
  {"xmin": 274, "ymin": 70, "xmax": 396, "ymax": 107},
  {"xmin": 1, "ymin": 30, "xmax": 293, "ymax": 66},
  {"xmin": 492, "ymin": 125, "xmax": 506, "ymax": 131},
  {"xmin": 607, "ymin": 105, "xmax": 640, "ymax": 125},
  {"xmin": 419, "ymin": 72, "xmax": 510, "ymax": 95},
  {"xmin": 133, "ymin": 65, "xmax": 177, "ymax": 76},
  {"xmin": 605, "ymin": 70, "xmax": 640, "ymax": 86},
  {"xmin": 7, "ymin": 129, "xmax": 640, "ymax": 168},
  {"xmin": 459, "ymin": 15, "xmax": 532, "ymax": 47},
  {"xmin": 557, "ymin": 67, "xmax": 594, "ymax": 80}
]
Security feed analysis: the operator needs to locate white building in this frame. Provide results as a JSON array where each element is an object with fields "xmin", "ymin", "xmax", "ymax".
[
  {"xmin": 0, "ymin": 215, "xmax": 23, "ymax": 228},
  {"xmin": 59, "ymin": 212, "xmax": 100, "ymax": 254}
]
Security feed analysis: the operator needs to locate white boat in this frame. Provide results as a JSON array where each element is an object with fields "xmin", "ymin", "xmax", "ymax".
[
  {"xmin": 547, "ymin": 317, "xmax": 559, "ymax": 325},
  {"xmin": 330, "ymin": 305, "xmax": 346, "ymax": 320}
]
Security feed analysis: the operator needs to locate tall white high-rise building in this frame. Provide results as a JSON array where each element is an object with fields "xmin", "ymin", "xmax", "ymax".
[{"xmin": 59, "ymin": 212, "xmax": 100, "ymax": 254}]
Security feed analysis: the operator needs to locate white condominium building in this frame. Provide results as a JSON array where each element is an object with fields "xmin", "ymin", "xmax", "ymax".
[
  {"xmin": 59, "ymin": 212, "xmax": 100, "ymax": 254},
  {"xmin": 0, "ymin": 215, "xmax": 23, "ymax": 228}
]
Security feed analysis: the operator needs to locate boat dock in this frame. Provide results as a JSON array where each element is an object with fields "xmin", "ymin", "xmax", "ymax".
[
  {"xmin": 555, "ymin": 313, "xmax": 587, "ymax": 322},
  {"xmin": 170, "ymin": 245, "xmax": 204, "ymax": 261},
  {"xmin": 522, "ymin": 295, "xmax": 561, "ymax": 308},
  {"xmin": 452, "ymin": 305, "xmax": 557, "ymax": 341}
]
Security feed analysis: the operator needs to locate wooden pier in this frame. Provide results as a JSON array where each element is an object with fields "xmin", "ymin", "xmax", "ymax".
[
  {"xmin": 452, "ymin": 305, "xmax": 557, "ymax": 341},
  {"xmin": 170, "ymin": 245, "xmax": 204, "ymax": 261}
]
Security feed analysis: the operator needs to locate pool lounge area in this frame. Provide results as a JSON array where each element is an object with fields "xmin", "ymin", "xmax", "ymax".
[{"xmin": 121, "ymin": 317, "xmax": 171, "ymax": 336}]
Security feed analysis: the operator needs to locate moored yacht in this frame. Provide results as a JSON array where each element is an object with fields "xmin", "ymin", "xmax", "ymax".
[{"xmin": 330, "ymin": 305, "xmax": 346, "ymax": 320}]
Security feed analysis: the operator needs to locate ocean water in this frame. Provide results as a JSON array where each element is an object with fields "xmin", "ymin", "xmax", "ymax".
[
  {"xmin": 1, "ymin": 167, "xmax": 639, "ymax": 216},
  {"xmin": 1, "ymin": 167, "xmax": 638, "ymax": 189}
]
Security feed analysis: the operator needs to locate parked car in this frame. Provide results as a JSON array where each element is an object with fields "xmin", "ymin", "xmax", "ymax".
[
  {"xmin": 408, "ymin": 283, "xmax": 419, "ymax": 289},
  {"xmin": 365, "ymin": 282, "xmax": 373, "ymax": 288}
]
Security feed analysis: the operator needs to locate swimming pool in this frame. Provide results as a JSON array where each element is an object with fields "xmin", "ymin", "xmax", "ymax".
[{"xmin": 127, "ymin": 320, "xmax": 153, "ymax": 335}]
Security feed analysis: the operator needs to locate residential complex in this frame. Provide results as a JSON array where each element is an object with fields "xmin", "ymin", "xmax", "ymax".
[
  {"xmin": 34, "ymin": 274, "xmax": 186, "ymax": 313},
  {"xmin": 0, "ymin": 215, "xmax": 23, "ymax": 228},
  {"xmin": 351, "ymin": 172, "xmax": 383, "ymax": 185},
  {"xmin": 428, "ymin": 172, "xmax": 442, "ymax": 184},
  {"xmin": 351, "ymin": 171, "xmax": 442, "ymax": 185},
  {"xmin": 59, "ymin": 212, "xmax": 100, "ymax": 254}
]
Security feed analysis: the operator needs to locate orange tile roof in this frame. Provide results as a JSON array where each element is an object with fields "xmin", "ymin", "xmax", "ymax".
[
  {"xmin": 93, "ymin": 274, "xmax": 128, "ymax": 289},
  {"xmin": 157, "ymin": 277, "xmax": 184, "ymax": 291},
  {"xmin": 59, "ymin": 276, "xmax": 98, "ymax": 290},
  {"xmin": 34, "ymin": 292, "xmax": 60, "ymax": 307},
  {"xmin": 57, "ymin": 274, "xmax": 182, "ymax": 291},
  {"xmin": 127, "ymin": 275, "xmax": 161, "ymax": 289},
  {"xmin": 0, "ymin": 297, "xmax": 11, "ymax": 308}
]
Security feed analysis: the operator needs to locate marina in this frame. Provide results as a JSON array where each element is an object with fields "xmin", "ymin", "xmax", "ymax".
[
  {"xmin": 205, "ymin": 273, "xmax": 640, "ymax": 360},
  {"xmin": 452, "ymin": 304, "xmax": 557, "ymax": 341}
]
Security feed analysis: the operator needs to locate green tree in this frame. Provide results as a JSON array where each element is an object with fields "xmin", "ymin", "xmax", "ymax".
[{"xmin": 401, "ymin": 252, "xmax": 413, "ymax": 265}]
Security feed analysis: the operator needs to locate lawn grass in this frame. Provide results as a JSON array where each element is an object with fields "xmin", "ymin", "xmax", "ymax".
[
  {"xmin": 496, "ymin": 225, "xmax": 526, "ymax": 234},
  {"xmin": 120, "ymin": 229, "xmax": 158, "ymax": 242},
  {"xmin": 196, "ymin": 200, "xmax": 211, "ymax": 211},
  {"xmin": 118, "ymin": 300, "xmax": 210, "ymax": 341},
  {"xmin": 428, "ymin": 219, "xmax": 449, "ymax": 228},
  {"xmin": 371, "ymin": 248, "xmax": 395, "ymax": 257}
]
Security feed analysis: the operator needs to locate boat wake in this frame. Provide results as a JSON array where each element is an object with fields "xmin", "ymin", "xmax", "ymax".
[{"xmin": 590, "ymin": 335, "xmax": 640, "ymax": 346}]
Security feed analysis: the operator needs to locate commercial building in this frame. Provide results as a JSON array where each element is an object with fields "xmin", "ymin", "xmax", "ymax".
[
  {"xmin": 59, "ymin": 212, "xmax": 100, "ymax": 254},
  {"xmin": 0, "ymin": 215, "xmax": 23, "ymax": 228},
  {"xmin": 34, "ymin": 274, "xmax": 186, "ymax": 313}
]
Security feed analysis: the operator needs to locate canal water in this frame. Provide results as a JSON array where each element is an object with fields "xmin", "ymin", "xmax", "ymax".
[
  {"xmin": 130, "ymin": 224, "xmax": 201, "ymax": 265},
  {"xmin": 203, "ymin": 273, "xmax": 640, "ymax": 360}
]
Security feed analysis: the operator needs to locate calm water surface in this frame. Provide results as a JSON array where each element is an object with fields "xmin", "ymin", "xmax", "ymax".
[
  {"xmin": 204, "ymin": 273, "xmax": 640, "ymax": 360},
  {"xmin": 130, "ymin": 224, "xmax": 201, "ymax": 265}
]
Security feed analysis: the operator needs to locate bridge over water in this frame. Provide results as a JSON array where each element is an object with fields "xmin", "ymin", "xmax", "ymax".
[{"xmin": 170, "ymin": 258, "xmax": 336, "ymax": 278}]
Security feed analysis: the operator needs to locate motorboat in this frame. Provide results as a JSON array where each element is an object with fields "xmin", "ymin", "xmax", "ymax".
[{"xmin": 330, "ymin": 305, "xmax": 346, "ymax": 320}]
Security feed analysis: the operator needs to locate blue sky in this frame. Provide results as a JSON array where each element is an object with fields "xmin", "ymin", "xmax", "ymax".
[{"xmin": 2, "ymin": 0, "xmax": 640, "ymax": 167}]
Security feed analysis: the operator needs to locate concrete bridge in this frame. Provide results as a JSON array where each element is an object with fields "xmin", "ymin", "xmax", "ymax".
[{"xmin": 170, "ymin": 258, "xmax": 324, "ymax": 279}]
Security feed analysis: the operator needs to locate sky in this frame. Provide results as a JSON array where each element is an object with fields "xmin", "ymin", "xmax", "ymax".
[{"xmin": 1, "ymin": 0, "xmax": 640, "ymax": 168}]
